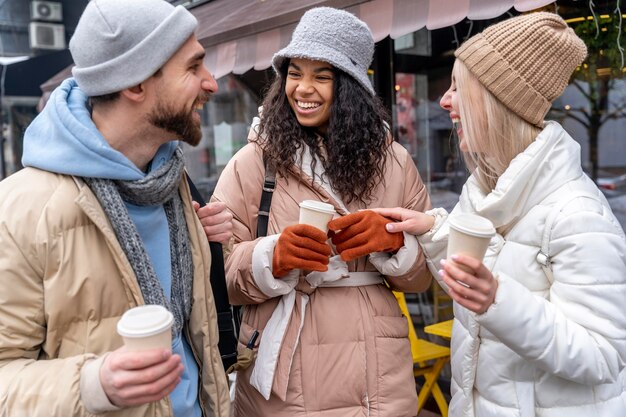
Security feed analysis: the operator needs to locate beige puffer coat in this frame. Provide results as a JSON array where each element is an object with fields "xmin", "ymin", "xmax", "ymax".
[
  {"xmin": 0, "ymin": 168, "xmax": 230, "ymax": 417},
  {"xmin": 212, "ymin": 137, "xmax": 432, "ymax": 417}
]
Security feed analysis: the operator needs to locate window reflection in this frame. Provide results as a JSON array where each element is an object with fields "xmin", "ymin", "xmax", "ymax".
[
  {"xmin": 390, "ymin": 7, "xmax": 626, "ymax": 227},
  {"xmin": 181, "ymin": 4, "xmax": 626, "ymax": 228},
  {"xmin": 182, "ymin": 75, "xmax": 259, "ymax": 200}
]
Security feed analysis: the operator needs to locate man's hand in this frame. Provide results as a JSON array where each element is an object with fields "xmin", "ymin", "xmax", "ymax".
[
  {"xmin": 194, "ymin": 201, "xmax": 233, "ymax": 244},
  {"xmin": 100, "ymin": 347, "xmax": 183, "ymax": 408}
]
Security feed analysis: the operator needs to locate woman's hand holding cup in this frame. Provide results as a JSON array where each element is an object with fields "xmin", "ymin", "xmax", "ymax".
[{"xmin": 438, "ymin": 255, "xmax": 497, "ymax": 314}]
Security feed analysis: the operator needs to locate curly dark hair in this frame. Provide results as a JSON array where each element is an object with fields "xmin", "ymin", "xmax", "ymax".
[{"xmin": 255, "ymin": 61, "xmax": 392, "ymax": 205}]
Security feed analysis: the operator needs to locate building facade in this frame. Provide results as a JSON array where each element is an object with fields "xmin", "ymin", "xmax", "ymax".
[
  {"xmin": 0, "ymin": 0, "xmax": 87, "ymax": 178},
  {"xmin": 1, "ymin": 0, "xmax": 625, "ymax": 226},
  {"xmin": 179, "ymin": 1, "xmax": 626, "ymax": 228}
]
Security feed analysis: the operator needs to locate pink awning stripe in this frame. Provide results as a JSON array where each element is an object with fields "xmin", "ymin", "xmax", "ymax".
[
  {"xmin": 390, "ymin": 0, "xmax": 428, "ymax": 39},
  {"xmin": 426, "ymin": 0, "xmax": 470, "ymax": 30},
  {"xmin": 468, "ymin": 0, "xmax": 514, "ymax": 20},
  {"xmin": 514, "ymin": 0, "xmax": 555, "ymax": 12},
  {"xmin": 360, "ymin": 0, "xmax": 395, "ymax": 42},
  {"xmin": 214, "ymin": 41, "xmax": 237, "ymax": 79},
  {"xmin": 233, "ymin": 35, "xmax": 257, "ymax": 75},
  {"xmin": 197, "ymin": 0, "xmax": 555, "ymax": 79},
  {"xmin": 254, "ymin": 29, "xmax": 282, "ymax": 71}
]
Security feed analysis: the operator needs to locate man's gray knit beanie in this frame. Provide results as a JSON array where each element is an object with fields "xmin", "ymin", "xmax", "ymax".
[
  {"xmin": 272, "ymin": 7, "xmax": 375, "ymax": 95},
  {"xmin": 70, "ymin": 0, "xmax": 197, "ymax": 96}
]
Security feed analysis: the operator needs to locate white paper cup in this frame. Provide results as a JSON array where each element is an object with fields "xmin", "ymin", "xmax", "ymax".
[
  {"xmin": 298, "ymin": 200, "xmax": 336, "ymax": 233},
  {"xmin": 117, "ymin": 305, "xmax": 173, "ymax": 352},
  {"xmin": 447, "ymin": 213, "xmax": 495, "ymax": 274}
]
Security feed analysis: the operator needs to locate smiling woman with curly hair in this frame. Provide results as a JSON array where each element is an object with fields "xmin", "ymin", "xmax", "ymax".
[
  {"xmin": 257, "ymin": 60, "xmax": 391, "ymax": 205},
  {"xmin": 207, "ymin": 6, "xmax": 432, "ymax": 417}
]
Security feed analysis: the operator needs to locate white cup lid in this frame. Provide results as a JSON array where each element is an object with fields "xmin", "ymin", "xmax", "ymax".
[
  {"xmin": 117, "ymin": 305, "xmax": 174, "ymax": 338},
  {"xmin": 299, "ymin": 200, "xmax": 336, "ymax": 215},
  {"xmin": 448, "ymin": 213, "xmax": 495, "ymax": 238}
]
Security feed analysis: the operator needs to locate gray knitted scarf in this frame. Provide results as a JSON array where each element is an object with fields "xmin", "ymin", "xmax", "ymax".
[{"xmin": 85, "ymin": 147, "xmax": 192, "ymax": 338}]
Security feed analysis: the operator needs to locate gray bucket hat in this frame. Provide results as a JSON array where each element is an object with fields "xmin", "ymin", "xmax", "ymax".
[{"xmin": 272, "ymin": 7, "xmax": 375, "ymax": 95}]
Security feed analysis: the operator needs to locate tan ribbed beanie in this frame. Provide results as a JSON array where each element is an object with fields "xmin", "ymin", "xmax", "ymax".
[{"xmin": 455, "ymin": 12, "xmax": 587, "ymax": 126}]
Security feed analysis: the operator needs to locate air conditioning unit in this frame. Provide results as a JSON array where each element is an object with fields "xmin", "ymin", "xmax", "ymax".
[
  {"xmin": 29, "ymin": 22, "xmax": 66, "ymax": 50},
  {"xmin": 31, "ymin": 1, "xmax": 63, "ymax": 22}
]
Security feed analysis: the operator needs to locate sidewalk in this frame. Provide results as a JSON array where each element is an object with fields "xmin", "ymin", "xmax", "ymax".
[{"xmin": 418, "ymin": 410, "xmax": 442, "ymax": 417}]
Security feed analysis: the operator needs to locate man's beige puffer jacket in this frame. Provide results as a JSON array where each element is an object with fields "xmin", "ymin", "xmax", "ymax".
[{"xmin": 0, "ymin": 168, "xmax": 231, "ymax": 417}]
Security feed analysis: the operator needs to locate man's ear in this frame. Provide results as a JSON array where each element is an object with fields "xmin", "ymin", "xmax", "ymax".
[{"xmin": 121, "ymin": 83, "xmax": 146, "ymax": 103}]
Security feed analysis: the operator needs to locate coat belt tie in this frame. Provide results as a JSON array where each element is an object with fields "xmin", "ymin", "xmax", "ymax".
[{"xmin": 249, "ymin": 254, "xmax": 384, "ymax": 400}]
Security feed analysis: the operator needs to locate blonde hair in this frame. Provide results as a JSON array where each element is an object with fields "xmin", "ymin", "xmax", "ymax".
[{"xmin": 453, "ymin": 60, "xmax": 542, "ymax": 193}]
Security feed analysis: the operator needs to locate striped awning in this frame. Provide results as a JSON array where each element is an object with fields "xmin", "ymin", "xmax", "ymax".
[{"xmin": 195, "ymin": 0, "xmax": 555, "ymax": 79}]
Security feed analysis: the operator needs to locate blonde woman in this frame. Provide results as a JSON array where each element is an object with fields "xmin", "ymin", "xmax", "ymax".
[{"xmin": 374, "ymin": 12, "xmax": 626, "ymax": 417}]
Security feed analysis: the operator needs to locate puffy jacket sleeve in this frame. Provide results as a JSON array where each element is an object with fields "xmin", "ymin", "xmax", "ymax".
[
  {"xmin": 383, "ymin": 144, "xmax": 433, "ymax": 293},
  {"xmin": 0, "ymin": 186, "xmax": 95, "ymax": 416},
  {"xmin": 211, "ymin": 143, "xmax": 274, "ymax": 305},
  {"xmin": 477, "ymin": 199, "xmax": 626, "ymax": 385},
  {"xmin": 418, "ymin": 204, "xmax": 505, "ymax": 293}
]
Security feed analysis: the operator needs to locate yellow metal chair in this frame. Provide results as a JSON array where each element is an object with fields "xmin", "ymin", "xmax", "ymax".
[
  {"xmin": 394, "ymin": 291, "xmax": 450, "ymax": 417},
  {"xmin": 432, "ymin": 280, "xmax": 453, "ymax": 323}
]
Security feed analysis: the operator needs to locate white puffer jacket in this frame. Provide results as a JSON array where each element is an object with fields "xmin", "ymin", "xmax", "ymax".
[{"xmin": 419, "ymin": 122, "xmax": 626, "ymax": 417}]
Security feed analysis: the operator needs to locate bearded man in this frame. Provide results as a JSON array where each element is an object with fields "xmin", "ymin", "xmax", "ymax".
[{"xmin": 0, "ymin": 0, "xmax": 232, "ymax": 416}]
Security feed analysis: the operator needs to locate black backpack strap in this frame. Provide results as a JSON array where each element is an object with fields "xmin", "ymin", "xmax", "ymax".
[
  {"xmin": 256, "ymin": 154, "xmax": 275, "ymax": 238},
  {"xmin": 185, "ymin": 173, "xmax": 239, "ymax": 371}
]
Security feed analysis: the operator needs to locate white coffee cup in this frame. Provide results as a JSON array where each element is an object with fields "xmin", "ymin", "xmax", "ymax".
[
  {"xmin": 447, "ymin": 213, "xmax": 496, "ymax": 274},
  {"xmin": 298, "ymin": 200, "xmax": 336, "ymax": 233},
  {"xmin": 117, "ymin": 305, "xmax": 174, "ymax": 352}
]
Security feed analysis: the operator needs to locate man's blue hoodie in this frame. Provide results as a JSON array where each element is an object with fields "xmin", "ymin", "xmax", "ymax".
[{"xmin": 22, "ymin": 78, "xmax": 201, "ymax": 417}]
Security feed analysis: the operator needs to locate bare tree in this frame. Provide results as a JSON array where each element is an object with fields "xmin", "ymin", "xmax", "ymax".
[{"xmin": 551, "ymin": 13, "xmax": 625, "ymax": 181}]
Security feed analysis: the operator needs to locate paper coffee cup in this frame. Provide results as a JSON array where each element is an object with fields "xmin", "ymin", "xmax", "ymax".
[
  {"xmin": 298, "ymin": 200, "xmax": 336, "ymax": 233},
  {"xmin": 117, "ymin": 305, "xmax": 173, "ymax": 352},
  {"xmin": 447, "ymin": 213, "xmax": 495, "ymax": 274}
]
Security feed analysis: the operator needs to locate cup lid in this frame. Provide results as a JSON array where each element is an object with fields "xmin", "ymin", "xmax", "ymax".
[
  {"xmin": 448, "ymin": 213, "xmax": 495, "ymax": 238},
  {"xmin": 117, "ymin": 305, "xmax": 174, "ymax": 338},
  {"xmin": 299, "ymin": 200, "xmax": 336, "ymax": 215}
]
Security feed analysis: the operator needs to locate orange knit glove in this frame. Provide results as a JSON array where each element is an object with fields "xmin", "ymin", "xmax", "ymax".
[
  {"xmin": 272, "ymin": 224, "xmax": 332, "ymax": 277},
  {"xmin": 328, "ymin": 210, "xmax": 404, "ymax": 262}
]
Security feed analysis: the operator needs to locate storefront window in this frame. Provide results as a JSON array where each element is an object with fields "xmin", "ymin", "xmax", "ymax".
[
  {"xmin": 550, "ymin": 7, "xmax": 626, "ymax": 196},
  {"xmin": 183, "ymin": 74, "xmax": 260, "ymax": 200},
  {"xmin": 389, "ymin": 4, "xmax": 626, "ymax": 227},
  {"xmin": 179, "ymin": 2, "xmax": 625, "ymax": 227},
  {"xmin": 0, "ymin": 99, "xmax": 39, "ymax": 178},
  {"xmin": 392, "ymin": 25, "xmax": 481, "ymax": 213}
]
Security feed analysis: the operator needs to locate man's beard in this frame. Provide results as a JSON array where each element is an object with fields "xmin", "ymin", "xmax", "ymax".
[{"xmin": 148, "ymin": 97, "xmax": 207, "ymax": 146}]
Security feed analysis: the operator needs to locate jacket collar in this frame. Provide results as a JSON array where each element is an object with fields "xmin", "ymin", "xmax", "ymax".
[{"xmin": 459, "ymin": 121, "xmax": 583, "ymax": 230}]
